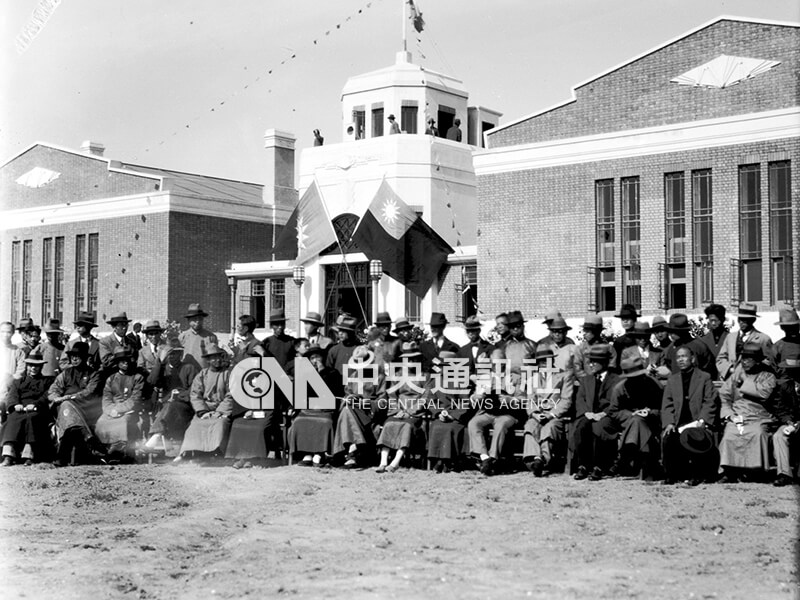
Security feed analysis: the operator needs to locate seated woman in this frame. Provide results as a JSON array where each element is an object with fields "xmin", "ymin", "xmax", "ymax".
[
  {"xmin": 0, "ymin": 352, "xmax": 53, "ymax": 466},
  {"xmin": 718, "ymin": 342, "xmax": 780, "ymax": 483},
  {"xmin": 333, "ymin": 344, "xmax": 387, "ymax": 469},
  {"xmin": 143, "ymin": 343, "xmax": 198, "ymax": 455},
  {"xmin": 48, "ymin": 341, "xmax": 105, "ymax": 465},
  {"xmin": 176, "ymin": 344, "xmax": 233, "ymax": 462},
  {"xmin": 287, "ymin": 344, "xmax": 343, "ymax": 466},
  {"xmin": 427, "ymin": 350, "xmax": 474, "ymax": 473},
  {"xmin": 95, "ymin": 347, "xmax": 145, "ymax": 464},
  {"xmin": 376, "ymin": 341, "xmax": 429, "ymax": 473}
]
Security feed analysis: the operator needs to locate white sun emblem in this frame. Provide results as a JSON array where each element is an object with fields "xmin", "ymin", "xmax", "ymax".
[
  {"xmin": 381, "ymin": 199, "xmax": 400, "ymax": 226},
  {"xmin": 296, "ymin": 216, "xmax": 308, "ymax": 251}
]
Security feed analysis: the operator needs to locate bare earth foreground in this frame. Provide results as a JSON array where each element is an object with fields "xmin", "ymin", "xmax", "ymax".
[{"xmin": 1, "ymin": 462, "xmax": 798, "ymax": 600}]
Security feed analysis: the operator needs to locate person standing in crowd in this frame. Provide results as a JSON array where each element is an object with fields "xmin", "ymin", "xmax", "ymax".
[
  {"xmin": 456, "ymin": 315, "xmax": 494, "ymax": 376},
  {"xmin": 623, "ymin": 322, "xmax": 661, "ymax": 376},
  {"xmin": 136, "ymin": 320, "xmax": 165, "ymax": 380},
  {"xmin": 1, "ymin": 321, "xmax": 26, "ymax": 387},
  {"xmin": 326, "ymin": 316, "xmax": 360, "ymax": 375},
  {"xmin": 574, "ymin": 315, "xmax": 616, "ymax": 381},
  {"xmin": 612, "ymin": 304, "xmax": 639, "ymax": 371},
  {"xmin": 424, "ymin": 117, "xmax": 439, "ymax": 136},
  {"xmin": 697, "ymin": 304, "xmax": 729, "ymax": 380},
  {"xmin": 608, "ymin": 355, "xmax": 664, "ymax": 478},
  {"xmin": 60, "ymin": 311, "xmax": 101, "ymax": 372},
  {"xmin": 538, "ymin": 316, "xmax": 576, "ymax": 381},
  {"xmin": 773, "ymin": 307, "xmax": 800, "ymax": 380},
  {"xmin": 492, "ymin": 312, "xmax": 511, "ymax": 349},
  {"xmin": 502, "ymin": 310, "xmax": 537, "ymax": 393},
  {"xmin": 0, "ymin": 353, "xmax": 52, "ymax": 466},
  {"xmin": 420, "ymin": 312, "xmax": 459, "ymax": 373},
  {"xmin": 301, "ymin": 312, "xmax": 334, "ymax": 350},
  {"xmin": 718, "ymin": 343, "xmax": 779, "ymax": 483},
  {"xmin": 387, "ymin": 114, "xmax": 401, "ymax": 134},
  {"xmin": 657, "ymin": 314, "xmax": 714, "ymax": 377},
  {"xmin": 176, "ymin": 344, "xmax": 233, "ymax": 462},
  {"xmin": 16, "ymin": 318, "xmax": 38, "ymax": 358},
  {"xmin": 446, "ymin": 118, "xmax": 462, "ymax": 142},
  {"xmin": 99, "ymin": 312, "xmax": 135, "ymax": 376},
  {"xmin": 34, "ymin": 319, "xmax": 65, "ymax": 379},
  {"xmin": 772, "ymin": 346, "xmax": 800, "ymax": 487},
  {"xmin": 537, "ymin": 310, "xmax": 576, "ymax": 347},
  {"xmin": 179, "ymin": 303, "xmax": 218, "ymax": 371},
  {"xmin": 127, "ymin": 322, "xmax": 144, "ymax": 353},
  {"xmin": 48, "ymin": 342, "xmax": 105, "ymax": 466},
  {"xmin": 230, "ymin": 314, "xmax": 267, "ymax": 366},
  {"xmin": 374, "ymin": 312, "xmax": 401, "ymax": 365},
  {"xmin": 95, "ymin": 347, "xmax": 144, "ymax": 464},
  {"xmin": 716, "ymin": 303, "xmax": 774, "ymax": 381},
  {"xmin": 661, "ymin": 346, "xmax": 720, "ymax": 485},
  {"xmin": 261, "ymin": 309, "xmax": 295, "ymax": 368},
  {"xmin": 571, "ymin": 344, "xmax": 621, "ymax": 481}
]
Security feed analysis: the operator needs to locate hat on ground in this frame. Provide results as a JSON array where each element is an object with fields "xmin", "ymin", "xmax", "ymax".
[
  {"xmin": 506, "ymin": 310, "xmax": 526, "ymax": 327},
  {"xmin": 44, "ymin": 319, "xmax": 63, "ymax": 334},
  {"xmin": 394, "ymin": 318, "xmax": 413, "ymax": 332},
  {"xmin": 542, "ymin": 309, "xmax": 562, "ymax": 325},
  {"xmin": 74, "ymin": 311, "xmax": 97, "ymax": 328},
  {"xmin": 587, "ymin": 344, "xmax": 612, "ymax": 363},
  {"xmin": 334, "ymin": 316, "xmax": 358, "ymax": 333},
  {"xmin": 620, "ymin": 355, "xmax": 648, "ymax": 378},
  {"xmin": 736, "ymin": 303, "xmax": 759, "ymax": 319},
  {"xmin": 16, "ymin": 318, "xmax": 36, "ymax": 332},
  {"xmin": 375, "ymin": 312, "xmax": 393, "ymax": 326},
  {"xmin": 429, "ymin": 312, "xmax": 449, "ymax": 328},
  {"xmin": 24, "ymin": 352, "xmax": 46, "ymax": 365},
  {"xmin": 305, "ymin": 344, "xmax": 327, "ymax": 360},
  {"xmin": 142, "ymin": 319, "xmax": 164, "ymax": 334},
  {"xmin": 704, "ymin": 304, "xmax": 726, "ymax": 320},
  {"xmin": 679, "ymin": 428, "xmax": 715, "ymax": 455},
  {"xmin": 547, "ymin": 316, "xmax": 572, "ymax": 331},
  {"xmin": 650, "ymin": 315, "xmax": 668, "ymax": 331},
  {"xmin": 300, "ymin": 312, "xmax": 325, "ymax": 327},
  {"xmin": 464, "ymin": 315, "xmax": 482, "ymax": 331},
  {"xmin": 665, "ymin": 313, "xmax": 692, "ymax": 333},
  {"xmin": 66, "ymin": 341, "xmax": 89, "ymax": 356},
  {"xmin": 535, "ymin": 347, "xmax": 555, "ymax": 361},
  {"xmin": 741, "ymin": 342, "xmax": 765, "ymax": 360},
  {"xmin": 112, "ymin": 347, "xmax": 134, "ymax": 361},
  {"xmin": 628, "ymin": 322, "xmax": 651, "ymax": 338},
  {"xmin": 269, "ymin": 309, "xmax": 287, "ymax": 323},
  {"xmin": 184, "ymin": 303, "xmax": 209, "ymax": 319},
  {"xmin": 775, "ymin": 307, "xmax": 800, "ymax": 327},
  {"xmin": 106, "ymin": 312, "xmax": 131, "ymax": 325},
  {"xmin": 582, "ymin": 314, "xmax": 603, "ymax": 329},
  {"xmin": 399, "ymin": 341, "xmax": 422, "ymax": 358},
  {"xmin": 614, "ymin": 304, "xmax": 640, "ymax": 319},
  {"xmin": 201, "ymin": 343, "xmax": 226, "ymax": 358}
]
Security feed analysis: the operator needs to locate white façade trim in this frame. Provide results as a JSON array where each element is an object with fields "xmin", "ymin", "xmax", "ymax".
[
  {"xmin": 1, "ymin": 191, "xmax": 272, "ymax": 230},
  {"xmin": 487, "ymin": 16, "xmax": 800, "ymax": 138},
  {"xmin": 474, "ymin": 108, "xmax": 800, "ymax": 175}
]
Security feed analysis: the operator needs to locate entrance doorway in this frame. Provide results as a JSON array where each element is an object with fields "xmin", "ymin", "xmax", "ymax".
[{"xmin": 324, "ymin": 261, "xmax": 372, "ymax": 332}]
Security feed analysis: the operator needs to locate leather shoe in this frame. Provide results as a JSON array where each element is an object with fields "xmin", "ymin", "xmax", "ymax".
[
  {"xmin": 719, "ymin": 473, "xmax": 739, "ymax": 484},
  {"xmin": 531, "ymin": 457, "xmax": 544, "ymax": 477},
  {"xmin": 1, "ymin": 456, "xmax": 13, "ymax": 467},
  {"xmin": 479, "ymin": 458, "xmax": 494, "ymax": 476},
  {"xmin": 573, "ymin": 466, "xmax": 589, "ymax": 480},
  {"xmin": 588, "ymin": 467, "xmax": 603, "ymax": 481},
  {"xmin": 773, "ymin": 474, "xmax": 794, "ymax": 487}
]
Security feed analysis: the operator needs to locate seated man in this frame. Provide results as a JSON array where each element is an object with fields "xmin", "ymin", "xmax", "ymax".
[
  {"xmin": 522, "ymin": 347, "xmax": 573, "ymax": 477},
  {"xmin": 661, "ymin": 346, "xmax": 720, "ymax": 485},
  {"xmin": 608, "ymin": 355, "xmax": 664, "ymax": 478},
  {"xmin": 772, "ymin": 348, "xmax": 800, "ymax": 487},
  {"xmin": 718, "ymin": 343, "xmax": 779, "ymax": 483},
  {"xmin": 94, "ymin": 347, "xmax": 145, "ymax": 464},
  {"xmin": 571, "ymin": 344, "xmax": 621, "ymax": 481},
  {"xmin": 48, "ymin": 341, "xmax": 105, "ymax": 465},
  {"xmin": 0, "ymin": 353, "xmax": 53, "ymax": 466},
  {"xmin": 176, "ymin": 344, "xmax": 234, "ymax": 461}
]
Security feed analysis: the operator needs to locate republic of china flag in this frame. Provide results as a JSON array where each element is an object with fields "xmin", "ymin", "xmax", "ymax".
[{"xmin": 272, "ymin": 181, "xmax": 337, "ymax": 264}]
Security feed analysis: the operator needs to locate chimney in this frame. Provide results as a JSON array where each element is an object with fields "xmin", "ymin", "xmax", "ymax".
[
  {"xmin": 263, "ymin": 129, "xmax": 297, "ymax": 227},
  {"xmin": 80, "ymin": 140, "xmax": 105, "ymax": 156}
]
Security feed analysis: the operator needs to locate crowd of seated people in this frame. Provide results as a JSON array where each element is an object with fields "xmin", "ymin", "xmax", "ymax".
[{"xmin": 0, "ymin": 301, "xmax": 798, "ymax": 487}]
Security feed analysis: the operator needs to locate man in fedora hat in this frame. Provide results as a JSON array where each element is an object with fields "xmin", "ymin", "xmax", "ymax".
[
  {"xmin": 1, "ymin": 321, "xmax": 26, "ymax": 386},
  {"xmin": 230, "ymin": 314, "xmax": 267, "ymax": 366},
  {"xmin": 571, "ymin": 344, "xmax": 621, "ymax": 481},
  {"xmin": 537, "ymin": 310, "xmax": 576, "ymax": 347},
  {"xmin": 393, "ymin": 318, "xmax": 416, "ymax": 345},
  {"xmin": 95, "ymin": 347, "xmax": 145, "ymax": 463},
  {"xmin": 0, "ymin": 352, "xmax": 52, "ymax": 466},
  {"xmin": 33, "ymin": 318, "xmax": 65, "ymax": 378},
  {"xmin": 697, "ymin": 305, "xmax": 729, "ymax": 380},
  {"xmin": 301, "ymin": 312, "xmax": 333, "ymax": 350},
  {"xmin": 502, "ymin": 310, "xmax": 537, "ymax": 388},
  {"xmin": 456, "ymin": 315, "xmax": 494, "ymax": 376},
  {"xmin": 137, "ymin": 320, "xmax": 166, "ymax": 377},
  {"xmin": 574, "ymin": 315, "xmax": 617, "ymax": 382},
  {"xmin": 15, "ymin": 318, "xmax": 38, "ymax": 358},
  {"xmin": 261, "ymin": 309, "xmax": 296, "ymax": 369},
  {"xmin": 716, "ymin": 303, "xmax": 774, "ymax": 381},
  {"xmin": 773, "ymin": 307, "xmax": 800, "ymax": 381},
  {"xmin": 387, "ymin": 113, "xmax": 400, "ymax": 135},
  {"xmin": 657, "ymin": 314, "xmax": 714, "ymax": 379},
  {"xmin": 718, "ymin": 342, "xmax": 779, "ymax": 482},
  {"xmin": 771, "ymin": 346, "xmax": 800, "ymax": 486},
  {"xmin": 179, "ymin": 303, "xmax": 219, "ymax": 371},
  {"xmin": 326, "ymin": 316, "xmax": 360, "ymax": 376},
  {"xmin": 420, "ymin": 313, "xmax": 459, "ymax": 374},
  {"xmin": 492, "ymin": 312, "xmax": 511, "ymax": 349},
  {"xmin": 537, "ymin": 316, "xmax": 577, "ymax": 383},
  {"xmin": 608, "ymin": 354, "xmax": 665, "ymax": 478},
  {"xmin": 60, "ymin": 311, "xmax": 102, "ymax": 372},
  {"xmin": 99, "ymin": 311, "xmax": 137, "ymax": 375},
  {"xmin": 374, "ymin": 312, "xmax": 402, "ymax": 364},
  {"xmin": 126, "ymin": 322, "xmax": 144, "ymax": 352},
  {"xmin": 49, "ymin": 341, "xmax": 106, "ymax": 466},
  {"xmin": 612, "ymin": 304, "xmax": 639, "ymax": 370}
]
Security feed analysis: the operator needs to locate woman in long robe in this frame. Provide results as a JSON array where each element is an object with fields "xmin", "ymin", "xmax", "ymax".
[{"xmin": 94, "ymin": 348, "xmax": 144, "ymax": 463}]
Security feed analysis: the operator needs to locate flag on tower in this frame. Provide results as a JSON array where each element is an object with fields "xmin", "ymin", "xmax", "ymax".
[
  {"xmin": 272, "ymin": 181, "xmax": 337, "ymax": 264},
  {"xmin": 408, "ymin": 0, "xmax": 425, "ymax": 33}
]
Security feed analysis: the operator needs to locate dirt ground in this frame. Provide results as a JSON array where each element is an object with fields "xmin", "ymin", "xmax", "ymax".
[{"xmin": 1, "ymin": 461, "xmax": 798, "ymax": 600}]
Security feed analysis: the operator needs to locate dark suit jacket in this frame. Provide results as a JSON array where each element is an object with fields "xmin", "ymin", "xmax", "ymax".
[
  {"xmin": 420, "ymin": 337, "xmax": 460, "ymax": 373},
  {"xmin": 126, "ymin": 332, "xmax": 143, "ymax": 352},
  {"xmin": 60, "ymin": 337, "xmax": 101, "ymax": 372},
  {"xmin": 661, "ymin": 368, "xmax": 719, "ymax": 429},
  {"xmin": 575, "ymin": 371, "xmax": 621, "ymax": 418},
  {"xmin": 456, "ymin": 339, "xmax": 494, "ymax": 373}
]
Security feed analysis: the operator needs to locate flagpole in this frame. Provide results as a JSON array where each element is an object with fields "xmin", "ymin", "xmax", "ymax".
[{"xmin": 402, "ymin": 0, "xmax": 407, "ymax": 52}]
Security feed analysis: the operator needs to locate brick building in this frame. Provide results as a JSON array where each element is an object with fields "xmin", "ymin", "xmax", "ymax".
[
  {"xmin": 474, "ymin": 17, "xmax": 799, "ymax": 320},
  {"xmin": 0, "ymin": 139, "xmax": 289, "ymax": 334}
]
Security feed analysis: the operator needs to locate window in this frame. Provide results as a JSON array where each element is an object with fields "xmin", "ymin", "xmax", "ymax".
[
  {"xmin": 437, "ymin": 105, "xmax": 455, "ymax": 137},
  {"xmin": 42, "ymin": 238, "xmax": 53, "ymax": 321},
  {"xmin": 405, "ymin": 288, "xmax": 421, "ymax": 323},
  {"xmin": 739, "ymin": 165, "xmax": 762, "ymax": 302},
  {"xmin": 770, "ymin": 161, "xmax": 793, "ymax": 303},
  {"xmin": 270, "ymin": 279, "xmax": 285, "ymax": 313},
  {"xmin": 11, "ymin": 241, "xmax": 21, "ymax": 324},
  {"xmin": 75, "ymin": 234, "xmax": 86, "ymax": 311},
  {"xmin": 54, "ymin": 237, "xmax": 64, "ymax": 322},
  {"xmin": 75, "ymin": 233, "xmax": 99, "ymax": 314},
  {"xmin": 249, "ymin": 279, "xmax": 267, "ymax": 328},
  {"xmin": 88, "ymin": 233, "xmax": 99, "ymax": 314},
  {"xmin": 595, "ymin": 179, "xmax": 615, "ymax": 311},
  {"xmin": 352, "ymin": 109, "xmax": 365, "ymax": 140},
  {"xmin": 401, "ymin": 105, "xmax": 418, "ymax": 134},
  {"xmin": 692, "ymin": 170, "xmax": 713, "ymax": 305},
  {"xmin": 371, "ymin": 107, "xmax": 384, "ymax": 137},
  {"xmin": 22, "ymin": 240, "xmax": 32, "ymax": 320},
  {"xmin": 456, "ymin": 264, "xmax": 478, "ymax": 323},
  {"xmin": 665, "ymin": 172, "xmax": 686, "ymax": 308},
  {"xmin": 621, "ymin": 177, "xmax": 641, "ymax": 310}
]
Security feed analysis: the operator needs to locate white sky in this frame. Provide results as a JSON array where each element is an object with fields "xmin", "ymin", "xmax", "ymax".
[{"xmin": 1, "ymin": 0, "xmax": 798, "ymax": 183}]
